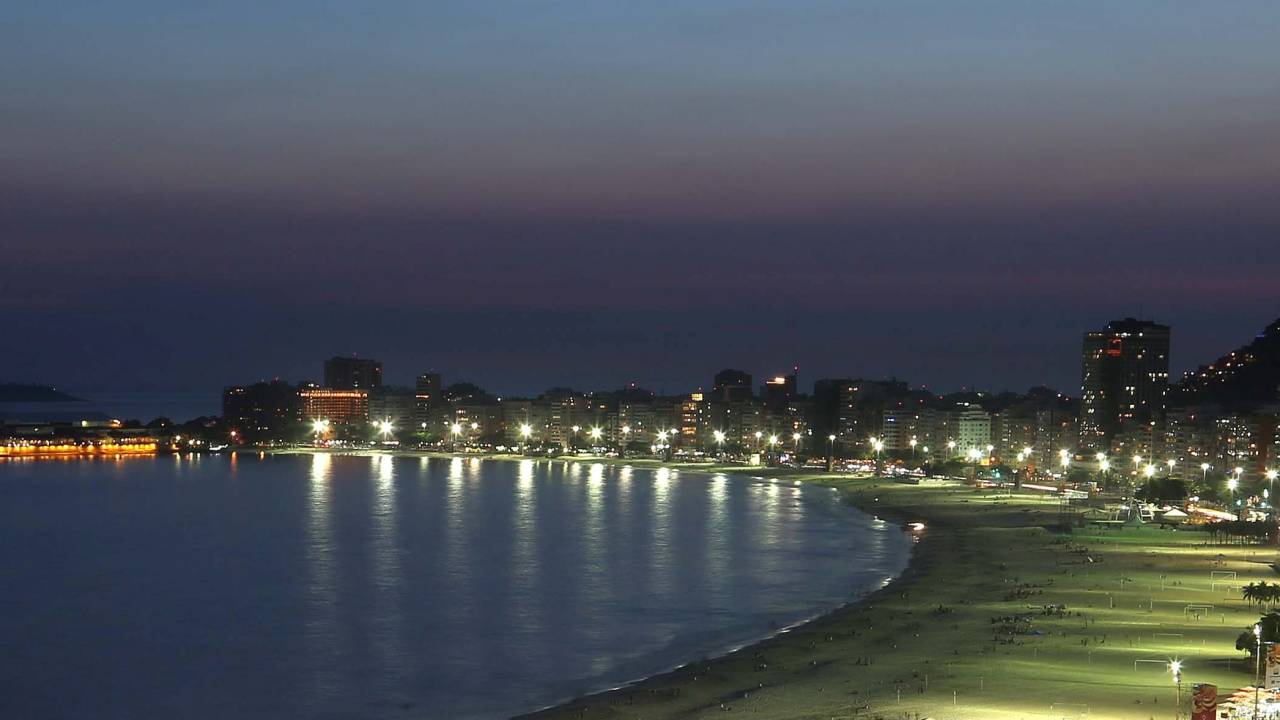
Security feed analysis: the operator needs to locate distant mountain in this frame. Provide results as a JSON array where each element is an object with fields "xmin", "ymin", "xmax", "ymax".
[
  {"xmin": 0, "ymin": 383, "xmax": 83, "ymax": 402},
  {"xmin": 1174, "ymin": 318, "xmax": 1280, "ymax": 410}
]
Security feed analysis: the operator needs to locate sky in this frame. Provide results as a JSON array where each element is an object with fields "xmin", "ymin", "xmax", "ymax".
[{"xmin": 3, "ymin": 1, "xmax": 1278, "ymax": 398}]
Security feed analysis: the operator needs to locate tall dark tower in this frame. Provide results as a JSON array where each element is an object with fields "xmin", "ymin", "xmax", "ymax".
[
  {"xmin": 324, "ymin": 355, "xmax": 383, "ymax": 390},
  {"xmin": 1079, "ymin": 318, "xmax": 1170, "ymax": 452}
]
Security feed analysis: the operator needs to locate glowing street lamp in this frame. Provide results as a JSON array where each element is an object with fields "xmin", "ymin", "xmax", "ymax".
[
  {"xmin": 311, "ymin": 419, "xmax": 330, "ymax": 443},
  {"xmin": 768, "ymin": 434, "xmax": 779, "ymax": 451},
  {"xmin": 1059, "ymin": 449, "xmax": 1071, "ymax": 471},
  {"xmin": 519, "ymin": 423, "xmax": 532, "ymax": 450},
  {"xmin": 377, "ymin": 420, "xmax": 395, "ymax": 440},
  {"xmin": 1170, "ymin": 660, "xmax": 1183, "ymax": 713},
  {"xmin": 1143, "ymin": 464, "xmax": 1156, "ymax": 479},
  {"xmin": 792, "ymin": 431, "xmax": 802, "ymax": 453},
  {"xmin": 1134, "ymin": 454, "xmax": 1144, "ymax": 467},
  {"xmin": 1201, "ymin": 462, "xmax": 1211, "ymax": 483},
  {"xmin": 1166, "ymin": 459, "xmax": 1176, "ymax": 474},
  {"xmin": 588, "ymin": 426, "xmax": 602, "ymax": 443},
  {"xmin": 909, "ymin": 436, "xmax": 918, "ymax": 458}
]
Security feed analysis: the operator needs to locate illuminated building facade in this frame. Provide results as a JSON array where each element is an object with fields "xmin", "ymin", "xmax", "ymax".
[{"xmin": 299, "ymin": 388, "xmax": 369, "ymax": 425}]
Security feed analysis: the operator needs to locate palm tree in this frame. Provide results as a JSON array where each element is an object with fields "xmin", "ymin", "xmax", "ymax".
[{"xmin": 1244, "ymin": 582, "xmax": 1259, "ymax": 607}]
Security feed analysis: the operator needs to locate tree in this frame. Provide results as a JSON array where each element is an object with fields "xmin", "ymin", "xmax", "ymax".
[{"xmin": 1237, "ymin": 610, "xmax": 1280, "ymax": 657}]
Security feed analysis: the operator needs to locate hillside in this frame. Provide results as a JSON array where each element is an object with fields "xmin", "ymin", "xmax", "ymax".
[{"xmin": 1174, "ymin": 317, "xmax": 1280, "ymax": 409}]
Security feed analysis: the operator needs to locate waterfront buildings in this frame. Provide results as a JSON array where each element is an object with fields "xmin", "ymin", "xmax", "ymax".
[
  {"xmin": 1079, "ymin": 318, "xmax": 1171, "ymax": 453},
  {"xmin": 222, "ymin": 380, "xmax": 301, "ymax": 440}
]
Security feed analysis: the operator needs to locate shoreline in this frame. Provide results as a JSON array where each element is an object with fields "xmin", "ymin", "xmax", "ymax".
[
  {"xmin": 258, "ymin": 447, "xmax": 1272, "ymax": 718},
  {"xmin": 262, "ymin": 447, "xmax": 928, "ymax": 718}
]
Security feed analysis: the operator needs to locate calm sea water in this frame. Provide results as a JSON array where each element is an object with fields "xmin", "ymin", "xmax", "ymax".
[{"xmin": 0, "ymin": 454, "xmax": 910, "ymax": 719}]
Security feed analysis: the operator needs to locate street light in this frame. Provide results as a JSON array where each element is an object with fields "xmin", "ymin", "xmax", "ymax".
[
  {"xmin": 909, "ymin": 436, "xmax": 918, "ymax": 458},
  {"xmin": 1166, "ymin": 459, "xmax": 1176, "ymax": 475},
  {"xmin": 1144, "ymin": 464, "xmax": 1156, "ymax": 479},
  {"xmin": 792, "ymin": 431, "xmax": 802, "ymax": 453},
  {"xmin": 1256, "ymin": 625, "xmax": 1264, "ymax": 719},
  {"xmin": 1059, "ymin": 449, "xmax": 1070, "ymax": 471},
  {"xmin": 1201, "ymin": 462, "xmax": 1211, "ymax": 483},
  {"xmin": 377, "ymin": 420, "xmax": 395, "ymax": 441},
  {"xmin": 311, "ymin": 419, "xmax": 330, "ymax": 444},
  {"xmin": 1170, "ymin": 660, "xmax": 1182, "ymax": 718},
  {"xmin": 519, "ymin": 423, "xmax": 532, "ymax": 450},
  {"xmin": 588, "ymin": 426, "xmax": 602, "ymax": 444},
  {"xmin": 713, "ymin": 429, "xmax": 726, "ymax": 458}
]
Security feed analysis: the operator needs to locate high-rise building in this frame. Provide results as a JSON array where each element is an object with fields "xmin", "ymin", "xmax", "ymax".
[
  {"xmin": 415, "ymin": 372, "xmax": 442, "ymax": 423},
  {"xmin": 299, "ymin": 387, "xmax": 369, "ymax": 425},
  {"xmin": 761, "ymin": 369, "xmax": 797, "ymax": 413},
  {"xmin": 711, "ymin": 369, "xmax": 753, "ymax": 402},
  {"xmin": 222, "ymin": 380, "xmax": 302, "ymax": 440},
  {"xmin": 324, "ymin": 355, "xmax": 383, "ymax": 390},
  {"xmin": 1079, "ymin": 318, "xmax": 1171, "ymax": 452},
  {"xmin": 368, "ymin": 387, "xmax": 416, "ymax": 431}
]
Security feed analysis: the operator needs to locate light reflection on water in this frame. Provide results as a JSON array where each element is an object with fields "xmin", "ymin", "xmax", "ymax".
[{"xmin": 0, "ymin": 454, "xmax": 910, "ymax": 720}]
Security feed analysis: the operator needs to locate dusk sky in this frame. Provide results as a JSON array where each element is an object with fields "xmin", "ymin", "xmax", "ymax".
[{"xmin": 4, "ymin": 1, "xmax": 1278, "ymax": 398}]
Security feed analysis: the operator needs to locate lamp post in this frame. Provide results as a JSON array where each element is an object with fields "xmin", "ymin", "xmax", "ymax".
[
  {"xmin": 1166, "ymin": 458, "xmax": 1176, "ymax": 477},
  {"xmin": 1169, "ymin": 660, "xmax": 1182, "ymax": 720},
  {"xmin": 1267, "ymin": 470, "xmax": 1278, "ymax": 516},
  {"xmin": 947, "ymin": 440, "xmax": 957, "ymax": 458},
  {"xmin": 450, "ymin": 421, "xmax": 462, "ymax": 451},
  {"xmin": 768, "ymin": 434, "xmax": 779, "ymax": 463},
  {"xmin": 1256, "ymin": 624, "xmax": 1263, "ymax": 720},
  {"xmin": 909, "ymin": 436, "xmax": 918, "ymax": 459},
  {"xmin": 713, "ymin": 430, "xmax": 726, "ymax": 460},
  {"xmin": 827, "ymin": 433, "xmax": 836, "ymax": 472},
  {"xmin": 869, "ymin": 437, "xmax": 883, "ymax": 473},
  {"xmin": 519, "ymin": 423, "xmax": 532, "ymax": 453},
  {"xmin": 754, "ymin": 431, "xmax": 763, "ymax": 453},
  {"xmin": 620, "ymin": 425, "xmax": 631, "ymax": 458},
  {"xmin": 1201, "ymin": 462, "xmax": 1211, "ymax": 484}
]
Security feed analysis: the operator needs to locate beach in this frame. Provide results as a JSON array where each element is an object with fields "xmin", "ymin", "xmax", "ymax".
[{"xmin": 272, "ymin": 449, "xmax": 1273, "ymax": 718}]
